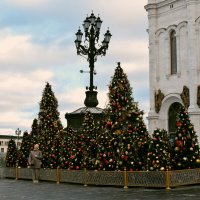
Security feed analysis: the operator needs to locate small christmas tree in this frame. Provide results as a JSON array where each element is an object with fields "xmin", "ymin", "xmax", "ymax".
[
  {"xmin": 95, "ymin": 129, "xmax": 117, "ymax": 171},
  {"xmin": 68, "ymin": 132, "xmax": 83, "ymax": 170},
  {"xmin": 37, "ymin": 82, "xmax": 63, "ymax": 168},
  {"xmin": 5, "ymin": 139, "xmax": 17, "ymax": 167},
  {"xmin": 60, "ymin": 127, "xmax": 75, "ymax": 169},
  {"xmin": 172, "ymin": 108, "xmax": 200, "ymax": 169},
  {"xmin": 147, "ymin": 128, "xmax": 171, "ymax": 171},
  {"xmin": 129, "ymin": 112, "xmax": 150, "ymax": 171},
  {"xmin": 48, "ymin": 136, "xmax": 63, "ymax": 169},
  {"xmin": 18, "ymin": 131, "xmax": 32, "ymax": 167},
  {"xmin": 30, "ymin": 118, "xmax": 39, "ymax": 147},
  {"xmin": 116, "ymin": 127, "xmax": 136, "ymax": 171},
  {"xmin": 80, "ymin": 111, "xmax": 97, "ymax": 169}
]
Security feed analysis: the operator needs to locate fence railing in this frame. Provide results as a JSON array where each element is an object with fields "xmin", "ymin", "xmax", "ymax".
[{"xmin": 3, "ymin": 167, "xmax": 200, "ymax": 189}]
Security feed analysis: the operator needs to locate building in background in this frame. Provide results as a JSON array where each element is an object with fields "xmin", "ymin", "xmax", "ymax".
[
  {"xmin": 0, "ymin": 135, "xmax": 22, "ymax": 154},
  {"xmin": 145, "ymin": 0, "xmax": 200, "ymax": 139}
]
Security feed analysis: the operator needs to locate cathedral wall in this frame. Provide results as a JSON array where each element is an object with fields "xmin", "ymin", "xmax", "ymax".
[
  {"xmin": 147, "ymin": 0, "xmax": 200, "ymax": 100},
  {"xmin": 145, "ymin": 0, "xmax": 200, "ymax": 138}
]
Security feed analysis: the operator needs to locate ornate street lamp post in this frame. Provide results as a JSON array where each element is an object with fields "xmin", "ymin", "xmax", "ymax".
[
  {"xmin": 75, "ymin": 12, "xmax": 112, "ymax": 107},
  {"xmin": 15, "ymin": 128, "xmax": 21, "ymax": 150},
  {"xmin": 15, "ymin": 128, "xmax": 21, "ymax": 167}
]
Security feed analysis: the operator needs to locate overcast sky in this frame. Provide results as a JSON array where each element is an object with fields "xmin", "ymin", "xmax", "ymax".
[{"xmin": 0, "ymin": 0, "xmax": 149, "ymax": 135}]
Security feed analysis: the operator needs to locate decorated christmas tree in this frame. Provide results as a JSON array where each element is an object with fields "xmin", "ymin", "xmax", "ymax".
[
  {"xmin": 95, "ymin": 126, "xmax": 117, "ymax": 171},
  {"xmin": 18, "ymin": 131, "xmax": 32, "ymax": 167},
  {"xmin": 68, "ymin": 132, "xmax": 83, "ymax": 170},
  {"xmin": 147, "ymin": 128, "xmax": 171, "ymax": 171},
  {"xmin": 172, "ymin": 107, "xmax": 200, "ymax": 169},
  {"xmin": 5, "ymin": 139, "xmax": 17, "ymax": 167},
  {"xmin": 60, "ymin": 126, "xmax": 75, "ymax": 169},
  {"xmin": 101, "ymin": 62, "xmax": 150, "ymax": 171},
  {"xmin": 48, "ymin": 135, "xmax": 63, "ymax": 168},
  {"xmin": 37, "ymin": 82, "xmax": 63, "ymax": 168},
  {"xmin": 30, "ymin": 118, "xmax": 40, "ymax": 147},
  {"xmin": 105, "ymin": 62, "xmax": 138, "ymax": 132},
  {"xmin": 116, "ymin": 127, "xmax": 137, "ymax": 171},
  {"xmin": 80, "ymin": 111, "xmax": 97, "ymax": 170},
  {"xmin": 132, "ymin": 114, "xmax": 150, "ymax": 171},
  {"xmin": 116, "ymin": 113, "xmax": 150, "ymax": 171}
]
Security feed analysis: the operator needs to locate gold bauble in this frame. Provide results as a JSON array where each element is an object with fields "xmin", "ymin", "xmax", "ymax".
[
  {"xmin": 175, "ymin": 147, "xmax": 180, "ymax": 151},
  {"xmin": 114, "ymin": 130, "xmax": 121, "ymax": 135},
  {"xmin": 196, "ymin": 159, "xmax": 200, "ymax": 164}
]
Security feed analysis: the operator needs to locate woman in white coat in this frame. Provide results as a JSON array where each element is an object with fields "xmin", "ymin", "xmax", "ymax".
[{"xmin": 28, "ymin": 144, "xmax": 42, "ymax": 183}]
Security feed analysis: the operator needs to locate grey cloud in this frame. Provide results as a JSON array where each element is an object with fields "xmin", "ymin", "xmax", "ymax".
[{"xmin": 0, "ymin": 0, "xmax": 149, "ymax": 134}]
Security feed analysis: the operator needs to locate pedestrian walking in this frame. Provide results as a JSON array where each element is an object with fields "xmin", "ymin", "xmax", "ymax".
[{"xmin": 28, "ymin": 144, "xmax": 42, "ymax": 183}]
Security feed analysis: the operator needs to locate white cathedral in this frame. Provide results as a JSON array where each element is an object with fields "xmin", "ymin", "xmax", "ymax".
[{"xmin": 145, "ymin": 0, "xmax": 200, "ymax": 140}]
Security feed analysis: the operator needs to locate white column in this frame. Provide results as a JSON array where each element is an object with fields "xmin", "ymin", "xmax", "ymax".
[
  {"xmin": 155, "ymin": 39, "xmax": 160, "ymax": 81},
  {"xmin": 186, "ymin": 0, "xmax": 200, "ymax": 139},
  {"xmin": 195, "ymin": 25, "xmax": 200, "ymax": 71},
  {"xmin": 145, "ymin": 3, "xmax": 159, "ymax": 134},
  {"xmin": 187, "ymin": 1, "xmax": 198, "ymax": 111}
]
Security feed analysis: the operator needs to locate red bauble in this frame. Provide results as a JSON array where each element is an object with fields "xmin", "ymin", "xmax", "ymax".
[
  {"xmin": 70, "ymin": 155, "xmax": 75, "ymax": 159},
  {"xmin": 175, "ymin": 140, "xmax": 183, "ymax": 147},
  {"xmin": 107, "ymin": 121, "xmax": 112, "ymax": 125},
  {"xmin": 176, "ymin": 121, "xmax": 182, "ymax": 127}
]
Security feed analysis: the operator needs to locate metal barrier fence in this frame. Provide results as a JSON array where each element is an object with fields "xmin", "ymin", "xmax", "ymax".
[{"xmin": 3, "ymin": 167, "xmax": 200, "ymax": 189}]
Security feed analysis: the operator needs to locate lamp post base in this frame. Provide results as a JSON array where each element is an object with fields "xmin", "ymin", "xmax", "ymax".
[{"xmin": 84, "ymin": 91, "xmax": 99, "ymax": 107}]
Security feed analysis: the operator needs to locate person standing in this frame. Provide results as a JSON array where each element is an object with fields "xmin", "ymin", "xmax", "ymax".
[{"xmin": 28, "ymin": 144, "xmax": 42, "ymax": 183}]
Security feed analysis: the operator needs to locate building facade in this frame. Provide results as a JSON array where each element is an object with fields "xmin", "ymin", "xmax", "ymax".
[
  {"xmin": 0, "ymin": 135, "xmax": 22, "ymax": 154},
  {"xmin": 145, "ymin": 0, "xmax": 200, "ymax": 139}
]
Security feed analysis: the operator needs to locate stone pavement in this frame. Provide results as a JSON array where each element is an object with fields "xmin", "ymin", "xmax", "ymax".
[{"xmin": 1, "ymin": 178, "xmax": 200, "ymax": 200}]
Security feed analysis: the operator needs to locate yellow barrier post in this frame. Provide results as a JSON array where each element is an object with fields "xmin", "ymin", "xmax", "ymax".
[
  {"xmin": 166, "ymin": 169, "xmax": 171, "ymax": 190},
  {"xmin": 15, "ymin": 165, "xmax": 19, "ymax": 180},
  {"xmin": 56, "ymin": 166, "xmax": 60, "ymax": 184},
  {"xmin": 83, "ymin": 168, "xmax": 88, "ymax": 187},
  {"xmin": 123, "ymin": 167, "xmax": 128, "ymax": 189}
]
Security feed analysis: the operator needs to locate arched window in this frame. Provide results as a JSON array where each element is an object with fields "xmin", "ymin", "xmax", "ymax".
[
  {"xmin": 170, "ymin": 30, "xmax": 177, "ymax": 74},
  {"xmin": 168, "ymin": 102, "xmax": 182, "ymax": 143}
]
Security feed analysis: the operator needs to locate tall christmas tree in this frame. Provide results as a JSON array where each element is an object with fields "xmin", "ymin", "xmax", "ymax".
[
  {"xmin": 38, "ymin": 82, "xmax": 63, "ymax": 168},
  {"xmin": 105, "ymin": 62, "xmax": 138, "ymax": 132},
  {"xmin": 101, "ymin": 62, "xmax": 150, "ymax": 171},
  {"xmin": 5, "ymin": 139, "xmax": 17, "ymax": 167},
  {"xmin": 172, "ymin": 107, "xmax": 200, "ymax": 169},
  {"xmin": 147, "ymin": 128, "xmax": 171, "ymax": 171}
]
